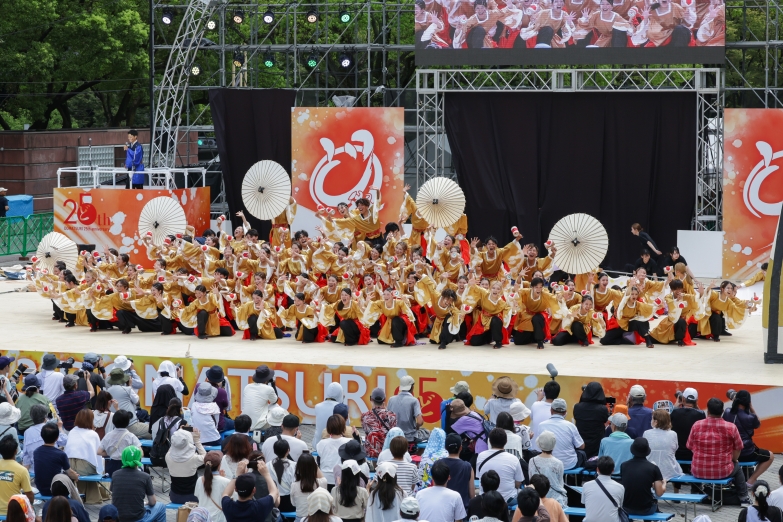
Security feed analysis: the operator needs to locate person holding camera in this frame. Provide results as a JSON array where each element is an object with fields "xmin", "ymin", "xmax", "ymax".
[
  {"xmin": 78, "ymin": 353, "xmax": 106, "ymax": 407},
  {"xmin": 722, "ymin": 390, "xmax": 775, "ymax": 486},
  {"xmin": 221, "ymin": 458, "xmax": 280, "ymax": 522},
  {"xmin": 55, "ymin": 374, "xmax": 93, "ymax": 432},
  {"xmin": 39, "ymin": 354, "xmax": 65, "ymax": 404},
  {"xmin": 242, "ymin": 365, "xmax": 278, "ymax": 432},
  {"xmin": 105, "ymin": 368, "xmax": 151, "ymax": 440},
  {"xmin": 166, "ymin": 426, "xmax": 207, "ymax": 504},
  {"xmin": 124, "ymin": 129, "xmax": 145, "ymax": 189}
]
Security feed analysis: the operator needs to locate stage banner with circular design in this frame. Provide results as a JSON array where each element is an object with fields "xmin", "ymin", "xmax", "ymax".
[
  {"xmin": 723, "ymin": 109, "xmax": 783, "ymax": 280},
  {"xmin": 53, "ymin": 187, "xmax": 211, "ymax": 268},
  {"xmin": 290, "ymin": 107, "xmax": 405, "ymax": 239}
]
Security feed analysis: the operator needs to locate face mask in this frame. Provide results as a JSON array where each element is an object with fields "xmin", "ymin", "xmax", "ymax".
[{"xmin": 450, "ymin": 252, "xmax": 459, "ymax": 259}]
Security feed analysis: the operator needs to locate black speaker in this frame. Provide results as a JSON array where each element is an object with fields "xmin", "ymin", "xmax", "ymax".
[{"xmin": 77, "ymin": 244, "xmax": 96, "ymax": 253}]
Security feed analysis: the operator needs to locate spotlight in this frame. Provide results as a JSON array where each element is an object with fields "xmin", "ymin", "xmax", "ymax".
[
  {"xmin": 338, "ymin": 52, "xmax": 352, "ymax": 68},
  {"xmin": 263, "ymin": 52, "xmax": 275, "ymax": 68},
  {"xmin": 306, "ymin": 9, "xmax": 318, "ymax": 23},
  {"xmin": 161, "ymin": 8, "xmax": 174, "ymax": 25},
  {"xmin": 190, "ymin": 64, "xmax": 201, "ymax": 76},
  {"xmin": 339, "ymin": 9, "xmax": 350, "ymax": 23},
  {"xmin": 306, "ymin": 52, "xmax": 318, "ymax": 68},
  {"xmin": 233, "ymin": 50, "xmax": 244, "ymax": 67},
  {"xmin": 232, "ymin": 9, "xmax": 244, "ymax": 24},
  {"xmin": 206, "ymin": 19, "xmax": 217, "ymax": 30},
  {"xmin": 262, "ymin": 9, "xmax": 274, "ymax": 24}
]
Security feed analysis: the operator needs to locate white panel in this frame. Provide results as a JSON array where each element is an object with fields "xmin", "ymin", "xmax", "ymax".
[{"xmin": 676, "ymin": 230, "xmax": 724, "ymax": 278}]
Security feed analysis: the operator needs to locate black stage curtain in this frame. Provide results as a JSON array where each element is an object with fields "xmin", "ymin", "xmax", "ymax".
[
  {"xmin": 444, "ymin": 91, "xmax": 696, "ymax": 271},
  {"xmin": 209, "ymin": 88, "xmax": 296, "ymax": 238}
]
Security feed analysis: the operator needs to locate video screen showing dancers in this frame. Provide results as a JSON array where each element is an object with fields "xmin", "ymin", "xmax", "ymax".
[{"xmin": 415, "ymin": 0, "xmax": 725, "ymax": 65}]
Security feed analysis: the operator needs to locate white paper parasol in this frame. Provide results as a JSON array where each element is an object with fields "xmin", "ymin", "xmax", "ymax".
[
  {"xmin": 241, "ymin": 160, "xmax": 291, "ymax": 220},
  {"xmin": 36, "ymin": 232, "xmax": 78, "ymax": 272},
  {"xmin": 548, "ymin": 213, "xmax": 608, "ymax": 274},
  {"xmin": 138, "ymin": 197, "xmax": 187, "ymax": 244},
  {"xmin": 415, "ymin": 177, "xmax": 466, "ymax": 228}
]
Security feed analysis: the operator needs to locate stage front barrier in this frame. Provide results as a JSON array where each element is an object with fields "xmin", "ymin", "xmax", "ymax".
[
  {"xmin": 0, "ymin": 213, "xmax": 54, "ymax": 257},
  {"xmin": 53, "ymin": 187, "xmax": 211, "ymax": 269},
  {"xmin": 6, "ymin": 350, "xmax": 783, "ymax": 452}
]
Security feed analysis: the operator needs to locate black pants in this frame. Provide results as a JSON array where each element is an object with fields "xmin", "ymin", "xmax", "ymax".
[
  {"xmin": 553, "ymin": 321, "xmax": 588, "ymax": 346},
  {"xmin": 131, "ymin": 183, "xmax": 144, "ymax": 189},
  {"xmin": 673, "ymin": 318, "xmax": 687, "ymax": 341},
  {"xmin": 369, "ymin": 320, "xmax": 382, "ymax": 338},
  {"xmin": 340, "ymin": 319, "xmax": 360, "ymax": 345},
  {"xmin": 64, "ymin": 312, "xmax": 76, "ymax": 327},
  {"xmin": 709, "ymin": 311, "xmax": 723, "ymax": 340},
  {"xmin": 611, "ymin": 28, "xmax": 628, "ymax": 47},
  {"xmin": 469, "ymin": 316, "xmax": 504, "ymax": 346},
  {"xmin": 512, "ymin": 313, "xmax": 546, "ymax": 345},
  {"xmin": 437, "ymin": 315, "xmax": 457, "ymax": 347},
  {"xmin": 300, "ymin": 324, "xmax": 319, "ymax": 343},
  {"xmin": 467, "ymin": 26, "xmax": 486, "ymax": 48},
  {"xmin": 688, "ymin": 322, "xmax": 698, "ymax": 339},
  {"xmin": 86, "ymin": 309, "xmax": 113, "ymax": 330},
  {"xmin": 52, "ymin": 300, "xmax": 64, "ymax": 321},
  {"xmin": 247, "ymin": 314, "xmax": 283, "ymax": 340},
  {"xmin": 196, "ymin": 310, "xmax": 233, "ymax": 337},
  {"xmin": 116, "ymin": 309, "xmax": 138, "ymax": 332},
  {"xmin": 378, "ymin": 316, "xmax": 408, "ymax": 345},
  {"xmin": 160, "ymin": 315, "xmax": 194, "ymax": 335}
]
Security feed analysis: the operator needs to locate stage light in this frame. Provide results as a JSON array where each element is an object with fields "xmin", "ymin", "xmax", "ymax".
[
  {"xmin": 206, "ymin": 19, "xmax": 217, "ymax": 30},
  {"xmin": 198, "ymin": 138, "xmax": 204, "ymax": 146},
  {"xmin": 306, "ymin": 9, "xmax": 318, "ymax": 23},
  {"xmin": 232, "ymin": 9, "xmax": 245, "ymax": 24},
  {"xmin": 338, "ymin": 52, "xmax": 352, "ymax": 68},
  {"xmin": 263, "ymin": 9, "xmax": 274, "ymax": 24},
  {"xmin": 190, "ymin": 64, "xmax": 201, "ymax": 76},
  {"xmin": 339, "ymin": 9, "xmax": 351, "ymax": 23},
  {"xmin": 233, "ymin": 50, "xmax": 244, "ymax": 67},
  {"xmin": 263, "ymin": 52, "xmax": 275, "ymax": 68},
  {"xmin": 306, "ymin": 53, "xmax": 318, "ymax": 68},
  {"xmin": 161, "ymin": 8, "xmax": 174, "ymax": 25}
]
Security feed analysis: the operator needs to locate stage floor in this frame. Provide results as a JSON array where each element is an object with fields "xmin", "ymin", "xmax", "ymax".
[{"xmin": 3, "ymin": 279, "xmax": 781, "ymax": 386}]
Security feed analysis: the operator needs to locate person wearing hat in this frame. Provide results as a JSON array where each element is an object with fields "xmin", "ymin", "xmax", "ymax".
[
  {"xmin": 166, "ymin": 427, "xmax": 207, "ymax": 503},
  {"xmin": 0, "ymin": 356, "xmax": 17, "ymax": 399},
  {"xmin": 105, "ymin": 367, "xmax": 151, "ymax": 440},
  {"xmin": 98, "ymin": 504, "xmax": 119, "ymax": 522},
  {"xmin": 312, "ymin": 382, "xmax": 344, "ymax": 449},
  {"xmin": 305, "ymin": 487, "xmax": 339, "ymax": 522},
  {"xmin": 670, "ymin": 386, "xmax": 705, "ymax": 467},
  {"xmin": 39, "ymin": 354, "xmax": 66, "ymax": 404},
  {"xmin": 361, "ymin": 387, "xmax": 398, "ymax": 459},
  {"xmin": 440, "ymin": 381, "xmax": 470, "ymax": 431},
  {"xmin": 112, "ymin": 356, "xmax": 143, "ymax": 390},
  {"xmin": 625, "ymin": 384, "xmax": 653, "ymax": 439},
  {"xmin": 335, "ymin": 439, "xmax": 371, "ymax": 486},
  {"xmin": 529, "ymin": 431, "xmax": 567, "ymax": 509},
  {"xmin": 76, "ymin": 359, "xmax": 106, "ymax": 408},
  {"xmin": 572, "ymin": 381, "xmax": 609, "ymax": 459},
  {"xmin": 262, "ymin": 405, "xmax": 289, "ymax": 441},
  {"xmin": 111, "ymin": 446, "xmax": 166, "ymax": 522},
  {"xmin": 449, "ymin": 398, "xmax": 489, "ymax": 457},
  {"xmin": 598, "ymin": 413, "xmax": 633, "ymax": 469},
  {"xmin": 221, "ymin": 458, "xmax": 280, "ymax": 522},
  {"xmin": 192, "ymin": 382, "xmax": 223, "ymax": 446},
  {"xmin": 538, "ymin": 398, "xmax": 585, "ymax": 470},
  {"xmin": 398, "ymin": 496, "xmax": 422, "ymax": 521},
  {"xmin": 40, "ymin": 474, "xmax": 90, "ymax": 522},
  {"xmin": 620, "ymin": 438, "xmax": 665, "ymax": 516},
  {"xmin": 0, "ymin": 402, "xmax": 20, "ymax": 460},
  {"xmin": 152, "ymin": 360, "xmax": 187, "ymax": 399},
  {"xmin": 196, "ymin": 365, "xmax": 234, "ymax": 433},
  {"xmin": 55, "ymin": 374, "xmax": 94, "ymax": 432},
  {"xmin": 331, "ymin": 459, "xmax": 369, "ymax": 521},
  {"xmin": 387, "ymin": 375, "xmax": 424, "ymax": 443},
  {"xmin": 367, "ymin": 462, "xmax": 405, "ymax": 522},
  {"xmin": 15, "ymin": 374, "xmax": 53, "ymax": 434},
  {"xmin": 242, "ymin": 365, "xmax": 278, "ymax": 431},
  {"xmin": 0, "ymin": 187, "xmax": 8, "ymax": 218},
  {"xmin": 484, "ymin": 376, "xmax": 529, "ymax": 424},
  {"xmin": 261, "ymin": 413, "xmax": 307, "ymax": 464}
]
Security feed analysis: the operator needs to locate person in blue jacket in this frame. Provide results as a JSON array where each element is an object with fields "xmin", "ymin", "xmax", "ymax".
[{"xmin": 125, "ymin": 129, "xmax": 145, "ymax": 188}]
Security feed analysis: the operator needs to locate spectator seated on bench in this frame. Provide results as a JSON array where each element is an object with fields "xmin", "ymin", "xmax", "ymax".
[
  {"xmin": 33, "ymin": 422, "xmax": 79, "ymax": 497},
  {"xmin": 722, "ymin": 390, "xmax": 776, "ymax": 486},
  {"xmin": 112, "ymin": 446, "xmax": 166, "ymax": 522},
  {"xmin": 515, "ymin": 488, "xmax": 549, "ymax": 522},
  {"xmin": 98, "ymin": 410, "xmax": 142, "ymax": 477},
  {"xmin": 528, "ymin": 474, "xmax": 568, "ymax": 521},
  {"xmin": 581, "ymin": 456, "xmax": 625, "ymax": 522},
  {"xmin": 621, "ymin": 438, "xmax": 666, "ymax": 517},
  {"xmin": 687, "ymin": 397, "xmax": 750, "ymax": 504},
  {"xmin": 41, "ymin": 475, "xmax": 90, "ymax": 522}
]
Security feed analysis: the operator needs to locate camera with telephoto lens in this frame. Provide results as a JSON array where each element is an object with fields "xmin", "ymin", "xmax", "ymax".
[
  {"xmin": 11, "ymin": 364, "xmax": 28, "ymax": 383},
  {"xmin": 58, "ymin": 357, "xmax": 75, "ymax": 370},
  {"xmin": 247, "ymin": 458, "xmax": 262, "ymax": 471},
  {"xmin": 727, "ymin": 389, "xmax": 737, "ymax": 401}
]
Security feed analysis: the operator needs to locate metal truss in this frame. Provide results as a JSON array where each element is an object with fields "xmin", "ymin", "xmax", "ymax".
[
  {"xmin": 416, "ymin": 68, "xmax": 723, "ymax": 229},
  {"xmin": 151, "ymin": 0, "xmax": 223, "ymax": 176},
  {"xmin": 725, "ymin": 0, "xmax": 783, "ymax": 108}
]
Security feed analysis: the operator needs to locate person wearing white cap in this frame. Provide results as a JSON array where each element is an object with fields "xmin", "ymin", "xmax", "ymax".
[
  {"xmin": 331, "ymin": 459, "xmax": 369, "ymax": 522},
  {"xmin": 113, "ymin": 356, "xmax": 143, "ymax": 390},
  {"xmin": 304, "ymin": 487, "xmax": 340, "ymax": 522},
  {"xmin": 387, "ymin": 375, "xmax": 424, "ymax": 443},
  {"xmin": 366, "ymin": 462, "xmax": 405, "ymax": 522},
  {"xmin": 671, "ymin": 387, "xmax": 705, "ymax": 463},
  {"xmin": 626, "ymin": 385, "xmax": 653, "ymax": 439},
  {"xmin": 396, "ymin": 496, "xmax": 425, "ymax": 522},
  {"xmin": 152, "ymin": 361, "xmax": 187, "ymax": 398},
  {"xmin": 598, "ymin": 413, "xmax": 633, "ymax": 469}
]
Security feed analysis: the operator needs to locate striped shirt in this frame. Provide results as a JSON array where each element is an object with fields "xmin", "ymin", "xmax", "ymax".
[
  {"xmin": 55, "ymin": 390, "xmax": 90, "ymax": 431},
  {"xmin": 391, "ymin": 460, "xmax": 420, "ymax": 494}
]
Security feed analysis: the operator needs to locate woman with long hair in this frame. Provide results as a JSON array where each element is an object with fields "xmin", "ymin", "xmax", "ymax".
[
  {"xmin": 91, "ymin": 391, "xmax": 116, "ymax": 440},
  {"xmin": 366, "ymin": 462, "xmax": 404, "ymax": 522},
  {"xmin": 723, "ymin": 390, "xmax": 775, "ymax": 486},
  {"xmin": 195, "ymin": 451, "xmax": 230, "ymax": 522},
  {"xmin": 495, "ymin": 412, "xmax": 530, "ymax": 460},
  {"xmin": 220, "ymin": 433, "xmax": 254, "ymax": 479},
  {"xmin": 43, "ymin": 497, "xmax": 74, "ymax": 522},
  {"xmin": 332, "ymin": 460, "xmax": 368, "ymax": 522},
  {"xmin": 331, "ymin": 288, "xmax": 371, "ymax": 346},
  {"xmin": 151, "ymin": 398, "xmax": 184, "ymax": 440},
  {"xmin": 64, "ymin": 409, "xmax": 107, "ymax": 504},
  {"xmin": 291, "ymin": 453, "xmax": 328, "ymax": 522},
  {"xmin": 739, "ymin": 481, "xmax": 783, "ymax": 522},
  {"xmin": 15, "ymin": 374, "xmax": 53, "ymax": 435},
  {"xmin": 6, "ymin": 495, "xmax": 35, "ymax": 522},
  {"xmin": 148, "ymin": 384, "xmax": 178, "ymax": 434},
  {"xmin": 270, "ymin": 439, "xmax": 296, "ymax": 512}
]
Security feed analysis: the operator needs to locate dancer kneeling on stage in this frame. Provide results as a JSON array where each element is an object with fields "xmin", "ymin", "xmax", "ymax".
[
  {"xmin": 600, "ymin": 283, "xmax": 655, "ymax": 348},
  {"xmin": 510, "ymin": 276, "xmax": 557, "ymax": 349},
  {"xmin": 178, "ymin": 284, "xmax": 235, "ymax": 339},
  {"xmin": 322, "ymin": 288, "xmax": 370, "ymax": 346},
  {"xmin": 552, "ymin": 295, "xmax": 606, "ymax": 346},
  {"xmin": 650, "ymin": 279, "xmax": 702, "ymax": 346},
  {"xmin": 278, "ymin": 292, "xmax": 327, "ymax": 343},
  {"xmin": 464, "ymin": 275, "xmax": 514, "ymax": 349},
  {"xmin": 697, "ymin": 280, "xmax": 755, "ymax": 342},
  {"xmin": 234, "ymin": 290, "xmax": 284, "ymax": 341},
  {"xmin": 362, "ymin": 287, "xmax": 418, "ymax": 348}
]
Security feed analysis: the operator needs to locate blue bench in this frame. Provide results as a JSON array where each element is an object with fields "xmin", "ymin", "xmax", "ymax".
[
  {"xmin": 564, "ymin": 507, "xmax": 673, "ymax": 520},
  {"xmin": 221, "ymin": 430, "xmax": 236, "ymax": 439},
  {"xmin": 141, "ymin": 439, "xmax": 153, "ymax": 448},
  {"xmin": 78, "ymin": 474, "xmax": 111, "ymax": 482},
  {"xmin": 668, "ymin": 474, "xmax": 732, "ymax": 511},
  {"xmin": 142, "ymin": 458, "xmax": 152, "ymax": 466},
  {"xmin": 281, "ymin": 512, "xmax": 296, "ymax": 520},
  {"xmin": 676, "ymin": 460, "xmax": 758, "ymax": 481},
  {"xmin": 204, "ymin": 445, "xmax": 222, "ymax": 452},
  {"xmin": 568, "ymin": 486, "xmax": 705, "ymax": 522},
  {"xmin": 166, "ymin": 503, "xmax": 183, "ymax": 510},
  {"xmin": 34, "ymin": 494, "xmax": 52, "ymax": 501}
]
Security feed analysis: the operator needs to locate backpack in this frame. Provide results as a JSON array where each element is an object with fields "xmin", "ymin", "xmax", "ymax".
[
  {"xmin": 460, "ymin": 413, "xmax": 495, "ymax": 459},
  {"xmin": 149, "ymin": 416, "xmax": 181, "ymax": 467}
]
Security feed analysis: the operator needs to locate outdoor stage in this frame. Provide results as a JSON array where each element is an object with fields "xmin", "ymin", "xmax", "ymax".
[{"xmin": 4, "ymin": 277, "xmax": 783, "ymax": 450}]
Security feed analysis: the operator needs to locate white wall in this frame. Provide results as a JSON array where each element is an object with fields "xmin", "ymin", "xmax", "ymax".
[{"xmin": 676, "ymin": 230, "xmax": 724, "ymax": 278}]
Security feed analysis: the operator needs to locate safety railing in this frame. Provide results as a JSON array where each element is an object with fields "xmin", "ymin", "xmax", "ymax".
[
  {"xmin": 0, "ymin": 213, "xmax": 54, "ymax": 257},
  {"xmin": 56, "ymin": 166, "xmax": 206, "ymax": 189}
]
